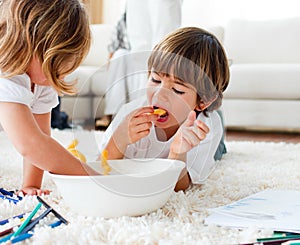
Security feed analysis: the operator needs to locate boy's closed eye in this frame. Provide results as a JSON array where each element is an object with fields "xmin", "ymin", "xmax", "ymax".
[
  {"xmin": 172, "ymin": 88, "xmax": 185, "ymax": 95},
  {"xmin": 150, "ymin": 76, "xmax": 186, "ymax": 95},
  {"xmin": 151, "ymin": 77, "xmax": 161, "ymax": 84}
]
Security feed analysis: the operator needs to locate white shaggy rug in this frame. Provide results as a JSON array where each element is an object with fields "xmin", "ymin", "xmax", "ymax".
[{"xmin": 1, "ymin": 129, "xmax": 300, "ymax": 244}]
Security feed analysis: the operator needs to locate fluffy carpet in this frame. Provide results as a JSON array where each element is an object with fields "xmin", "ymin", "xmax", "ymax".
[{"xmin": 1, "ymin": 129, "xmax": 300, "ymax": 245}]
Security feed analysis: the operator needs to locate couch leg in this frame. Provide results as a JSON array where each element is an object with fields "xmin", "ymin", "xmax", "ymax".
[{"xmin": 95, "ymin": 115, "xmax": 112, "ymax": 130}]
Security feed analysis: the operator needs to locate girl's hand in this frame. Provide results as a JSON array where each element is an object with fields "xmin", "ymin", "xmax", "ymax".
[
  {"xmin": 170, "ymin": 111, "xmax": 209, "ymax": 156},
  {"xmin": 19, "ymin": 187, "xmax": 51, "ymax": 196}
]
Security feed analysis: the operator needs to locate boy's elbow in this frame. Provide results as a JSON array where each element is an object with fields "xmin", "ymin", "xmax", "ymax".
[
  {"xmin": 174, "ymin": 183, "xmax": 189, "ymax": 192},
  {"xmin": 174, "ymin": 172, "xmax": 191, "ymax": 192}
]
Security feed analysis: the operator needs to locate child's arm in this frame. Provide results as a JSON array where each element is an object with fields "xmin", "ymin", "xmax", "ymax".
[
  {"xmin": 169, "ymin": 111, "xmax": 209, "ymax": 191},
  {"xmin": 0, "ymin": 102, "xmax": 98, "ymax": 179},
  {"xmin": 22, "ymin": 112, "xmax": 51, "ymax": 195},
  {"xmin": 23, "ymin": 159, "xmax": 50, "ymax": 195},
  {"xmin": 103, "ymin": 106, "xmax": 157, "ymax": 159}
]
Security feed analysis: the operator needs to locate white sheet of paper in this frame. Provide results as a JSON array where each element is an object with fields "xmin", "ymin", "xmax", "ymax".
[{"xmin": 205, "ymin": 189, "xmax": 300, "ymax": 232}]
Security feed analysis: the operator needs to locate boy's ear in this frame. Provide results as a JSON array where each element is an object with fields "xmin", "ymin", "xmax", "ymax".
[{"xmin": 195, "ymin": 97, "xmax": 217, "ymax": 111}]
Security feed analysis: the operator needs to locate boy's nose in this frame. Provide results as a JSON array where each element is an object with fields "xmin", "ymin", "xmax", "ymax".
[
  {"xmin": 151, "ymin": 88, "xmax": 173, "ymax": 112},
  {"xmin": 153, "ymin": 86, "xmax": 171, "ymax": 101}
]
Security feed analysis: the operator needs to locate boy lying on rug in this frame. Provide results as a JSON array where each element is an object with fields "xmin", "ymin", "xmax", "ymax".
[
  {"xmin": 0, "ymin": 0, "xmax": 99, "ymax": 195},
  {"xmin": 99, "ymin": 27, "xmax": 230, "ymax": 191}
]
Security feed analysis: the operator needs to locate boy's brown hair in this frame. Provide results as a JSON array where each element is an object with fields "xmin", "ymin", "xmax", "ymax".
[
  {"xmin": 148, "ymin": 27, "xmax": 229, "ymax": 113},
  {"xmin": 0, "ymin": 0, "xmax": 91, "ymax": 95}
]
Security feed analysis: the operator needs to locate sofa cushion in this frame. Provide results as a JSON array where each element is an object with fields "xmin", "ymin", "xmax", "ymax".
[
  {"xmin": 82, "ymin": 24, "xmax": 113, "ymax": 67},
  {"xmin": 90, "ymin": 66, "xmax": 108, "ymax": 96},
  {"xmin": 93, "ymin": 96, "xmax": 106, "ymax": 119},
  {"xmin": 222, "ymin": 99, "xmax": 300, "ymax": 131},
  {"xmin": 65, "ymin": 66, "xmax": 100, "ymax": 96},
  {"xmin": 224, "ymin": 64, "xmax": 300, "ymax": 99},
  {"xmin": 224, "ymin": 18, "xmax": 300, "ymax": 63},
  {"xmin": 60, "ymin": 97, "xmax": 92, "ymax": 121}
]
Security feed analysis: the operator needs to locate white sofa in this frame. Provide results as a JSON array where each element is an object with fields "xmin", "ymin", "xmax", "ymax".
[
  {"xmin": 62, "ymin": 19, "xmax": 300, "ymax": 132},
  {"xmin": 222, "ymin": 17, "xmax": 300, "ymax": 132},
  {"xmin": 61, "ymin": 24, "xmax": 113, "ymax": 124}
]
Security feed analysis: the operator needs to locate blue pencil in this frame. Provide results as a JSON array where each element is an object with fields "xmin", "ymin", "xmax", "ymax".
[
  {"xmin": 2, "ymin": 220, "xmax": 63, "ymax": 244},
  {"xmin": 0, "ymin": 233, "xmax": 14, "ymax": 243},
  {"xmin": 49, "ymin": 220, "xmax": 62, "ymax": 228},
  {"xmin": 0, "ymin": 213, "xmax": 25, "ymax": 225},
  {"xmin": 0, "ymin": 188, "xmax": 22, "ymax": 202},
  {"xmin": 10, "ymin": 233, "xmax": 33, "ymax": 244},
  {"xmin": 0, "ymin": 194, "xmax": 20, "ymax": 204}
]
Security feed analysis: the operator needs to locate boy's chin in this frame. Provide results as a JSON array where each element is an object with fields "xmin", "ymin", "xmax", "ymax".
[{"xmin": 154, "ymin": 120, "xmax": 180, "ymax": 129}]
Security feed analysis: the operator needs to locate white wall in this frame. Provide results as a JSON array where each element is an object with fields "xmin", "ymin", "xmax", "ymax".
[
  {"xmin": 102, "ymin": 0, "xmax": 126, "ymax": 25},
  {"xmin": 182, "ymin": 0, "xmax": 300, "ymax": 28},
  {"xmin": 103, "ymin": 0, "xmax": 300, "ymax": 27},
  {"xmin": 101, "ymin": 0, "xmax": 300, "ymax": 29}
]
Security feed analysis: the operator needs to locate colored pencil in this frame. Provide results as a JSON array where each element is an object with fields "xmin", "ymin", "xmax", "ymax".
[
  {"xmin": 0, "ymin": 213, "xmax": 25, "ymax": 225},
  {"xmin": 11, "ymin": 202, "xmax": 42, "ymax": 237}
]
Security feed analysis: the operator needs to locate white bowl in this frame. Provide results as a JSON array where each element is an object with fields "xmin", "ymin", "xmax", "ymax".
[{"xmin": 48, "ymin": 158, "xmax": 185, "ymax": 217}]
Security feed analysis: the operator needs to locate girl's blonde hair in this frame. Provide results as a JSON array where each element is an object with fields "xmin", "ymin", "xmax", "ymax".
[
  {"xmin": 148, "ymin": 27, "xmax": 230, "ymax": 113},
  {"xmin": 0, "ymin": 0, "xmax": 91, "ymax": 95}
]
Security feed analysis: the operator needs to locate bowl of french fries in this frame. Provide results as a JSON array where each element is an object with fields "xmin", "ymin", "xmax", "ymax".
[{"xmin": 48, "ymin": 149, "xmax": 185, "ymax": 217}]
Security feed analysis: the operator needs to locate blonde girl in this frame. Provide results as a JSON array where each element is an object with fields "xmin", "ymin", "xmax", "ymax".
[{"xmin": 0, "ymin": 0, "xmax": 96, "ymax": 195}]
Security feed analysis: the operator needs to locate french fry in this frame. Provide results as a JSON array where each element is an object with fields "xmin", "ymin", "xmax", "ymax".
[
  {"xmin": 67, "ymin": 139, "xmax": 78, "ymax": 149},
  {"xmin": 68, "ymin": 148, "xmax": 87, "ymax": 163},
  {"xmin": 67, "ymin": 139, "xmax": 87, "ymax": 163},
  {"xmin": 153, "ymin": 108, "xmax": 167, "ymax": 116},
  {"xmin": 101, "ymin": 150, "xmax": 111, "ymax": 175}
]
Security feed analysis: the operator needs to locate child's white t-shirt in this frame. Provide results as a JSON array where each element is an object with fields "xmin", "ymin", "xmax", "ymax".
[
  {"xmin": 100, "ymin": 95, "xmax": 223, "ymax": 184},
  {"xmin": 0, "ymin": 73, "xmax": 58, "ymax": 114}
]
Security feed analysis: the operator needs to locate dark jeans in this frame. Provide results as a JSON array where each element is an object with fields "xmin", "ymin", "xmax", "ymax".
[
  {"xmin": 214, "ymin": 110, "xmax": 227, "ymax": 161},
  {"xmin": 51, "ymin": 97, "xmax": 71, "ymax": 130}
]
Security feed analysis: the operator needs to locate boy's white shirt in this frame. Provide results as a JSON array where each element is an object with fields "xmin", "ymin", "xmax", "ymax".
[
  {"xmin": 100, "ymin": 95, "xmax": 223, "ymax": 184},
  {"xmin": 0, "ymin": 73, "xmax": 58, "ymax": 114}
]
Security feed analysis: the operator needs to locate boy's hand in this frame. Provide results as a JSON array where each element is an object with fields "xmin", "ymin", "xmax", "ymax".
[
  {"xmin": 170, "ymin": 111, "xmax": 209, "ymax": 156},
  {"xmin": 19, "ymin": 187, "xmax": 51, "ymax": 196},
  {"xmin": 112, "ymin": 106, "xmax": 157, "ymax": 153}
]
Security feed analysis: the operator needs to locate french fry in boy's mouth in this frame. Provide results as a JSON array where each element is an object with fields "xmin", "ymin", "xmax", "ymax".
[
  {"xmin": 67, "ymin": 139, "xmax": 87, "ymax": 163},
  {"xmin": 153, "ymin": 108, "xmax": 167, "ymax": 116},
  {"xmin": 101, "ymin": 150, "xmax": 111, "ymax": 175}
]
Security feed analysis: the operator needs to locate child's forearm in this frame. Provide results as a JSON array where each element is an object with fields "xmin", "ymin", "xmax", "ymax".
[
  {"xmin": 168, "ymin": 150, "xmax": 186, "ymax": 163},
  {"xmin": 21, "ymin": 134, "xmax": 97, "ymax": 176},
  {"xmin": 22, "ymin": 159, "xmax": 44, "ymax": 189},
  {"xmin": 104, "ymin": 137, "xmax": 127, "ymax": 159}
]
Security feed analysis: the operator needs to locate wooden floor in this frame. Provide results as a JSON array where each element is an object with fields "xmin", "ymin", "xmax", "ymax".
[
  {"xmin": 88, "ymin": 122, "xmax": 300, "ymax": 144},
  {"xmin": 225, "ymin": 130, "xmax": 300, "ymax": 143}
]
